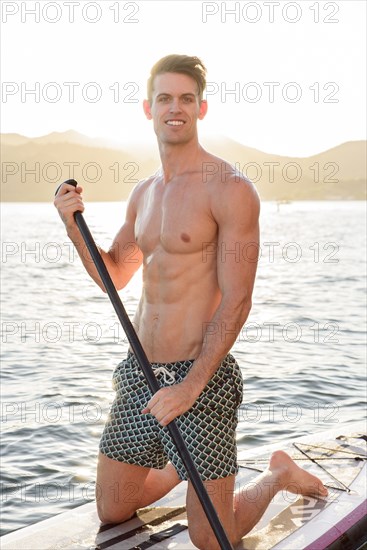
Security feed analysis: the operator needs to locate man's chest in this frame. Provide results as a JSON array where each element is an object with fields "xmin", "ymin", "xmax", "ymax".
[{"xmin": 134, "ymin": 178, "xmax": 217, "ymax": 255}]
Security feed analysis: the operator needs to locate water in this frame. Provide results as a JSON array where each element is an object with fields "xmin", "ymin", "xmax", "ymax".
[{"xmin": 1, "ymin": 201, "xmax": 366, "ymax": 536}]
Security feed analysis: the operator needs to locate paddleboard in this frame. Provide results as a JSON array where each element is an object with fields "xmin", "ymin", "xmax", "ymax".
[{"xmin": 1, "ymin": 422, "xmax": 366, "ymax": 550}]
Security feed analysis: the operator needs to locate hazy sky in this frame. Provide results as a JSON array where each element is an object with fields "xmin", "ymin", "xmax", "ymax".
[{"xmin": 1, "ymin": 0, "xmax": 366, "ymax": 156}]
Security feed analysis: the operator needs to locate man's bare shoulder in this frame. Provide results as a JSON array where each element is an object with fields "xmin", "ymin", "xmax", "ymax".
[
  {"xmin": 131, "ymin": 173, "xmax": 157, "ymax": 195},
  {"xmin": 127, "ymin": 172, "xmax": 160, "ymax": 209},
  {"xmin": 203, "ymin": 151, "xmax": 260, "ymax": 218}
]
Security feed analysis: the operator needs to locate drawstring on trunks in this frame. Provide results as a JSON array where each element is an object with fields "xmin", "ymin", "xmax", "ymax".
[{"xmin": 153, "ymin": 366, "xmax": 176, "ymax": 385}]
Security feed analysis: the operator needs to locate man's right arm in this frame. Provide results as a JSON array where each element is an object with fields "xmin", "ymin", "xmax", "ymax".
[{"xmin": 54, "ymin": 182, "xmax": 143, "ymax": 292}]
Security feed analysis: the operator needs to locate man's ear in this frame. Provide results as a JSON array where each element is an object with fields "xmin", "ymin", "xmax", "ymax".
[
  {"xmin": 143, "ymin": 99, "xmax": 152, "ymax": 120},
  {"xmin": 198, "ymin": 99, "xmax": 208, "ymax": 120}
]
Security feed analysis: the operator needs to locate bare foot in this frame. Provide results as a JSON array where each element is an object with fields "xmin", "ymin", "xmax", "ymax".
[{"xmin": 269, "ymin": 450, "xmax": 328, "ymax": 499}]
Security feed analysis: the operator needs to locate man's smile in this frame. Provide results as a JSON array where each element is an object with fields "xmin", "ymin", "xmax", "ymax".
[{"xmin": 166, "ymin": 120, "xmax": 185, "ymax": 126}]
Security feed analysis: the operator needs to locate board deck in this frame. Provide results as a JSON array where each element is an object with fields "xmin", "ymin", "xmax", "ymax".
[{"xmin": 1, "ymin": 422, "xmax": 366, "ymax": 550}]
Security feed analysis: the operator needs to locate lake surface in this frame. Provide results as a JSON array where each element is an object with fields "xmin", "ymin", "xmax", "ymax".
[{"xmin": 1, "ymin": 201, "xmax": 366, "ymax": 535}]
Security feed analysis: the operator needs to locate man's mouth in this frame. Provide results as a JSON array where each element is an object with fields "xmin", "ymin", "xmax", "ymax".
[{"xmin": 166, "ymin": 120, "xmax": 185, "ymax": 126}]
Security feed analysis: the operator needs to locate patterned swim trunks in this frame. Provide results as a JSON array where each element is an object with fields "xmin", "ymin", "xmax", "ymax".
[{"xmin": 99, "ymin": 352, "xmax": 243, "ymax": 481}]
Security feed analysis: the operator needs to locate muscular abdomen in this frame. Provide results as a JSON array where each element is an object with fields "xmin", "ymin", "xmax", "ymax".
[{"xmin": 133, "ymin": 248, "xmax": 220, "ymax": 362}]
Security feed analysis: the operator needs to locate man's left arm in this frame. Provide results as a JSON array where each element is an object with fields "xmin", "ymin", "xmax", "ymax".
[
  {"xmin": 143, "ymin": 176, "xmax": 260, "ymax": 425},
  {"xmin": 185, "ymin": 175, "xmax": 260, "ymax": 397}
]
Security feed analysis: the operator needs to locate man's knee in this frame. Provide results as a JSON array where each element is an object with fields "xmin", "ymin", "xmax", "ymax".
[
  {"xmin": 96, "ymin": 498, "xmax": 137, "ymax": 524},
  {"xmin": 189, "ymin": 524, "xmax": 231, "ymax": 550},
  {"xmin": 186, "ymin": 475, "xmax": 237, "ymax": 549},
  {"xmin": 95, "ymin": 454, "xmax": 148, "ymax": 524},
  {"xmin": 95, "ymin": 477, "xmax": 141, "ymax": 524}
]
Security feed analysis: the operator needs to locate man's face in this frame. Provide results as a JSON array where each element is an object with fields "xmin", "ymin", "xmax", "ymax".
[{"xmin": 143, "ymin": 72, "xmax": 207, "ymax": 145}]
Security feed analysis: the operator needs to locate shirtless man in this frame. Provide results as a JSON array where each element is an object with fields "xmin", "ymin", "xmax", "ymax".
[{"xmin": 55, "ymin": 54, "xmax": 327, "ymax": 550}]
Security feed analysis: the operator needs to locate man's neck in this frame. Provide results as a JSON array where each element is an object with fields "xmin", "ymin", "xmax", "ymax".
[{"xmin": 157, "ymin": 137, "xmax": 204, "ymax": 183}]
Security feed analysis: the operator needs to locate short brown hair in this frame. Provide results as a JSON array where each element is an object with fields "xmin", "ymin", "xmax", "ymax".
[{"xmin": 147, "ymin": 54, "xmax": 207, "ymax": 103}]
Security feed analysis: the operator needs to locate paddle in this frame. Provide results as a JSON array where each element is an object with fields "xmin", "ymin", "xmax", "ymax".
[{"xmin": 55, "ymin": 179, "xmax": 234, "ymax": 550}]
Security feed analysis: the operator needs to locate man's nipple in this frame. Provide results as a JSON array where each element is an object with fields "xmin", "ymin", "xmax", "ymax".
[{"xmin": 181, "ymin": 233, "xmax": 191, "ymax": 243}]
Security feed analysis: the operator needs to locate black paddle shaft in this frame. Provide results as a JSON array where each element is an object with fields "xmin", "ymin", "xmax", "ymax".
[{"xmin": 55, "ymin": 179, "xmax": 234, "ymax": 550}]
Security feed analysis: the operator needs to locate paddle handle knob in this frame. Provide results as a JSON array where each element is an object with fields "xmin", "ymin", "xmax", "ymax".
[{"xmin": 55, "ymin": 179, "xmax": 78, "ymax": 196}]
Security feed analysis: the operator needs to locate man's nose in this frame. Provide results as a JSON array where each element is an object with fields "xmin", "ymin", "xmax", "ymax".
[{"xmin": 169, "ymin": 98, "xmax": 182, "ymax": 112}]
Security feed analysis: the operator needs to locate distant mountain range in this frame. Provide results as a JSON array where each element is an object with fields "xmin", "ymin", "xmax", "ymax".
[{"xmin": 1, "ymin": 130, "xmax": 366, "ymax": 201}]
